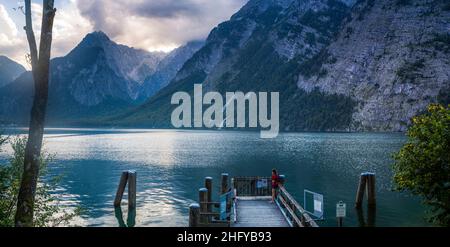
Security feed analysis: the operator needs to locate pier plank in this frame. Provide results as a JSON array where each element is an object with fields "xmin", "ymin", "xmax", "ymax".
[{"xmin": 233, "ymin": 199, "xmax": 289, "ymax": 227}]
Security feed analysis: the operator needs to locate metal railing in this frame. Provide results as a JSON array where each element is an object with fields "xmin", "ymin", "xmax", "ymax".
[{"xmin": 232, "ymin": 176, "xmax": 272, "ymax": 197}]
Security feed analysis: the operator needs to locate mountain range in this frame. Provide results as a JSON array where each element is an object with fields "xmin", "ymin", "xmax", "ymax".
[
  {"xmin": 0, "ymin": 31, "xmax": 203, "ymax": 124},
  {"xmin": 1, "ymin": 0, "xmax": 449, "ymax": 131},
  {"xmin": 107, "ymin": 0, "xmax": 450, "ymax": 131}
]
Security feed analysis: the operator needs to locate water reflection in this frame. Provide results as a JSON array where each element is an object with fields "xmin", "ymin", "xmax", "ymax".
[
  {"xmin": 114, "ymin": 207, "xmax": 136, "ymax": 227},
  {"xmin": 0, "ymin": 128, "xmax": 429, "ymax": 227},
  {"xmin": 356, "ymin": 207, "xmax": 377, "ymax": 227}
]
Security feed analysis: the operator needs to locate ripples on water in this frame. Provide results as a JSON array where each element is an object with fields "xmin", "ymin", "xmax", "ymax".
[{"xmin": 0, "ymin": 128, "xmax": 428, "ymax": 227}]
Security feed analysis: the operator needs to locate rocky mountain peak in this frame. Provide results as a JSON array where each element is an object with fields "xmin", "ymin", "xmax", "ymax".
[{"xmin": 80, "ymin": 31, "xmax": 111, "ymax": 45}]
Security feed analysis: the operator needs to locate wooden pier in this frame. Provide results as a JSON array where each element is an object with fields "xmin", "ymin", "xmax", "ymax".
[
  {"xmin": 233, "ymin": 198, "xmax": 290, "ymax": 227},
  {"xmin": 189, "ymin": 174, "xmax": 318, "ymax": 227}
]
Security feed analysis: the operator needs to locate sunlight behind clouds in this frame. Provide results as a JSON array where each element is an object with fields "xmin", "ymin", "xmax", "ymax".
[
  {"xmin": 0, "ymin": 3, "xmax": 26, "ymax": 66},
  {"xmin": 0, "ymin": 0, "xmax": 247, "ymax": 67},
  {"xmin": 0, "ymin": 0, "xmax": 92, "ymax": 67}
]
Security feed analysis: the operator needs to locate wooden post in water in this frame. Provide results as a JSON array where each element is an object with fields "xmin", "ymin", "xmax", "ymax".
[
  {"xmin": 356, "ymin": 207, "xmax": 366, "ymax": 227},
  {"xmin": 114, "ymin": 206, "xmax": 126, "ymax": 227},
  {"xmin": 355, "ymin": 173, "xmax": 367, "ymax": 209},
  {"xmin": 367, "ymin": 206, "xmax": 376, "ymax": 227},
  {"xmin": 114, "ymin": 171, "xmax": 129, "ymax": 207},
  {"xmin": 189, "ymin": 203, "xmax": 200, "ymax": 227},
  {"xmin": 221, "ymin": 173, "xmax": 229, "ymax": 194},
  {"xmin": 205, "ymin": 177, "xmax": 213, "ymax": 213},
  {"xmin": 128, "ymin": 171, "xmax": 137, "ymax": 209},
  {"xmin": 366, "ymin": 173, "xmax": 376, "ymax": 207},
  {"xmin": 199, "ymin": 188, "xmax": 208, "ymax": 223},
  {"xmin": 127, "ymin": 208, "xmax": 136, "ymax": 227}
]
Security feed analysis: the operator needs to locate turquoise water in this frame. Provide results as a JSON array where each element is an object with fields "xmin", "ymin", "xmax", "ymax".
[{"xmin": 0, "ymin": 128, "xmax": 429, "ymax": 227}]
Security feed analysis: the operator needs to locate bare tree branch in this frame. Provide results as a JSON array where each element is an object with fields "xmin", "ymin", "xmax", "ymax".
[{"xmin": 23, "ymin": 0, "xmax": 38, "ymax": 70}]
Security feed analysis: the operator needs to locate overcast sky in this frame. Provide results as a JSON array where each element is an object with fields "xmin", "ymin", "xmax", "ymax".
[{"xmin": 0, "ymin": 0, "xmax": 247, "ymax": 68}]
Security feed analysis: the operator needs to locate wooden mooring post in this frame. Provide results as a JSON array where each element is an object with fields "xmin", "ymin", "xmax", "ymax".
[
  {"xmin": 355, "ymin": 174, "xmax": 367, "ymax": 209},
  {"xmin": 114, "ymin": 171, "xmax": 129, "ymax": 207},
  {"xmin": 366, "ymin": 173, "xmax": 376, "ymax": 207},
  {"xmin": 355, "ymin": 172, "xmax": 376, "ymax": 209},
  {"xmin": 189, "ymin": 203, "xmax": 200, "ymax": 227},
  {"xmin": 128, "ymin": 171, "xmax": 137, "ymax": 209},
  {"xmin": 205, "ymin": 177, "xmax": 213, "ymax": 213},
  {"xmin": 199, "ymin": 188, "xmax": 208, "ymax": 223},
  {"xmin": 114, "ymin": 170, "xmax": 137, "ymax": 210},
  {"xmin": 221, "ymin": 173, "xmax": 229, "ymax": 194}
]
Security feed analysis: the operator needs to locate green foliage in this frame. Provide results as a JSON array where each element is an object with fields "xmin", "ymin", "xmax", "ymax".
[
  {"xmin": 0, "ymin": 136, "xmax": 81, "ymax": 227},
  {"xmin": 393, "ymin": 104, "xmax": 450, "ymax": 226}
]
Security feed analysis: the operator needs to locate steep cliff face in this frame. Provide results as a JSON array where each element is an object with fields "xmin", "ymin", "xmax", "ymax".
[
  {"xmin": 0, "ymin": 56, "xmax": 26, "ymax": 88},
  {"xmin": 116, "ymin": 0, "xmax": 356, "ymax": 130},
  {"xmin": 174, "ymin": 0, "xmax": 352, "ymax": 87},
  {"xmin": 297, "ymin": 0, "xmax": 450, "ymax": 131}
]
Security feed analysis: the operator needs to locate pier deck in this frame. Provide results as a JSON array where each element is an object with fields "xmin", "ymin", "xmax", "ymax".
[
  {"xmin": 232, "ymin": 198, "xmax": 290, "ymax": 227},
  {"xmin": 189, "ymin": 175, "xmax": 318, "ymax": 227}
]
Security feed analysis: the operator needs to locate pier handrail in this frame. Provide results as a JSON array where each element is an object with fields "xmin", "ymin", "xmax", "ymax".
[
  {"xmin": 190, "ymin": 174, "xmax": 318, "ymax": 227},
  {"xmin": 278, "ymin": 185, "xmax": 318, "ymax": 227},
  {"xmin": 231, "ymin": 175, "xmax": 318, "ymax": 227},
  {"xmin": 232, "ymin": 176, "xmax": 272, "ymax": 197}
]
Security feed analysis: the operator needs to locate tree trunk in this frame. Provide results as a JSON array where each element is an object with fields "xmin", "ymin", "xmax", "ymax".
[{"xmin": 15, "ymin": 0, "xmax": 56, "ymax": 227}]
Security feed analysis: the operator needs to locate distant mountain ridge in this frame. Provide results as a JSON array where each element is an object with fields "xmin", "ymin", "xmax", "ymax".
[
  {"xmin": 0, "ymin": 32, "xmax": 204, "ymax": 125},
  {"xmin": 0, "ymin": 56, "xmax": 26, "ymax": 88}
]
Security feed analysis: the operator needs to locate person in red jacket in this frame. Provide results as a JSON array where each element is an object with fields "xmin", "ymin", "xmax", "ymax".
[{"xmin": 271, "ymin": 169, "xmax": 280, "ymax": 203}]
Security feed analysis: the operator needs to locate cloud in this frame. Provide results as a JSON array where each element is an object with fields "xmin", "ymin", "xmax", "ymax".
[
  {"xmin": 0, "ymin": 1, "xmax": 92, "ymax": 68},
  {"xmin": 0, "ymin": 0, "xmax": 247, "ymax": 67},
  {"xmin": 76, "ymin": 0, "xmax": 247, "ymax": 52},
  {"xmin": 52, "ymin": 0, "xmax": 93, "ymax": 58},
  {"xmin": 0, "ymin": 3, "xmax": 27, "ymax": 66},
  {"xmin": 130, "ymin": 0, "xmax": 202, "ymax": 18}
]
